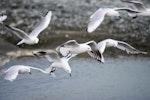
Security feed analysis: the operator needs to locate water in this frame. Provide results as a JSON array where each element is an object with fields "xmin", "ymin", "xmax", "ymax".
[{"xmin": 0, "ymin": 56, "xmax": 150, "ymax": 100}]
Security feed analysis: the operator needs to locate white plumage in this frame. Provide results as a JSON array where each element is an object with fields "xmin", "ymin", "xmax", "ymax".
[{"xmin": 3, "ymin": 11, "xmax": 52, "ymax": 45}]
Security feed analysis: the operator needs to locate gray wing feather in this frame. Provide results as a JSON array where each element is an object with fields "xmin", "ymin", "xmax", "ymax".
[
  {"xmin": 117, "ymin": 41, "xmax": 147, "ymax": 54},
  {"xmin": 29, "ymin": 66, "xmax": 49, "ymax": 74},
  {"xmin": 86, "ymin": 41, "xmax": 103, "ymax": 62},
  {"xmin": 3, "ymin": 24, "xmax": 29, "ymax": 39},
  {"xmin": 63, "ymin": 40, "xmax": 79, "ymax": 47},
  {"xmin": 115, "ymin": 8, "xmax": 141, "ymax": 13},
  {"xmin": 29, "ymin": 11, "xmax": 52, "ymax": 38},
  {"xmin": 4, "ymin": 68, "xmax": 19, "ymax": 81},
  {"xmin": 121, "ymin": 0, "xmax": 146, "ymax": 11},
  {"xmin": 87, "ymin": 8, "xmax": 109, "ymax": 33}
]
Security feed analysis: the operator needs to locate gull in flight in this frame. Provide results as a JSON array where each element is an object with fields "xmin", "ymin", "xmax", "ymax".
[
  {"xmin": 3, "ymin": 11, "xmax": 52, "ymax": 45},
  {"xmin": 56, "ymin": 40, "xmax": 104, "ymax": 63},
  {"xmin": 87, "ymin": 8, "xmax": 140, "ymax": 33},
  {"xmin": 1, "ymin": 65, "xmax": 49, "ymax": 82},
  {"xmin": 97, "ymin": 39, "xmax": 147, "ymax": 62},
  {"xmin": 0, "ymin": 14, "xmax": 7, "ymax": 23},
  {"xmin": 121, "ymin": 0, "xmax": 150, "ymax": 18},
  {"xmin": 33, "ymin": 50, "xmax": 73, "ymax": 77}
]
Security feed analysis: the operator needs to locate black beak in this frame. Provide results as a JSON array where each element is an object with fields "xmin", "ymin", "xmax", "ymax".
[
  {"xmin": 69, "ymin": 73, "xmax": 72, "ymax": 77},
  {"xmin": 119, "ymin": 16, "xmax": 121, "ymax": 19}
]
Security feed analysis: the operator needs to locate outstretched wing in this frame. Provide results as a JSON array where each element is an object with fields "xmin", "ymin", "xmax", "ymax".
[
  {"xmin": 3, "ymin": 24, "xmax": 30, "ymax": 39},
  {"xmin": 115, "ymin": 8, "xmax": 141, "ymax": 13},
  {"xmin": 56, "ymin": 40, "xmax": 79, "ymax": 56},
  {"xmin": 33, "ymin": 50, "xmax": 61, "ymax": 62},
  {"xmin": 87, "ymin": 8, "xmax": 109, "ymax": 33},
  {"xmin": 117, "ymin": 40, "xmax": 147, "ymax": 54},
  {"xmin": 62, "ymin": 40, "xmax": 79, "ymax": 47},
  {"xmin": 86, "ymin": 41, "xmax": 104, "ymax": 63},
  {"xmin": 121, "ymin": 0, "xmax": 146, "ymax": 11},
  {"xmin": 0, "ymin": 15, "xmax": 7, "ymax": 22},
  {"xmin": 4, "ymin": 68, "xmax": 19, "ymax": 82},
  {"xmin": 29, "ymin": 66, "xmax": 49, "ymax": 74},
  {"xmin": 29, "ymin": 11, "xmax": 52, "ymax": 38}
]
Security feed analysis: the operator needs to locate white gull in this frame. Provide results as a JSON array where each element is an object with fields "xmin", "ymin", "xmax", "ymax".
[
  {"xmin": 33, "ymin": 50, "xmax": 73, "ymax": 77},
  {"xmin": 97, "ymin": 39, "xmax": 147, "ymax": 62},
  {"xmin": 87, "ymin": 8, "xmax": 140, "ymax": 33},
  {"xmin": 2, "ymin": 65, "xmax": 49, "ymax": 82},
  {"xmin": 3, "ymin": 11, "xmax": 52, "ymax": 45},
  {"xmin": 56, "ymin": 40, "xmax": 104, "ymax": 63}
]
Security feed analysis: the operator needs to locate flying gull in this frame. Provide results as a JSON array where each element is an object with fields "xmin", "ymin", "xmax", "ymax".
[
  {"xmin": 87, "ymin": 7, "xmax": 140, "ymax": 33},
  {"xmin": 97, "ymin": 39, "xmax": 147, "ymax": 62},
  {"xmin": 1, "ymin": 65, "xmax": 49, "ymax": 82},
  {"xmin": 56, "ymin": 40, "xmax": 104, "ymax": 63},
  {"xmin": 2, "ymin": 11, "xmax": 52, "ymax": 45},
  {"xmin": 33, "ymin": 50, "xmax": 73, "ymax": 77}
]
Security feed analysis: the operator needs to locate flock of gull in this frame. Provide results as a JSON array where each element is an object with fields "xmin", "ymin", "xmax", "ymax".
[{"xmin": 0, "ymin": 0, "xmax": 149, "ymax": 82}]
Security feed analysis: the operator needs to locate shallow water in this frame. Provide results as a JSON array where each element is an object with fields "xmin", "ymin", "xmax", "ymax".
[{"xmin": 0, "ymin": 56, "xmax": 150, "ymax": 100}]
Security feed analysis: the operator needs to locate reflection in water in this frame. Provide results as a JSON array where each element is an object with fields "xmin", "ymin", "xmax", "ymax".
[{"xmin": 0, "ymin": 56, "xmax": 150, "ymax": 100}]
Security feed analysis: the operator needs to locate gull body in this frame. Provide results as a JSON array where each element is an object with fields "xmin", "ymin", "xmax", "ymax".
[{"xmin": 3, "ymin": 11, "xmax": 52, "ymax": 45}]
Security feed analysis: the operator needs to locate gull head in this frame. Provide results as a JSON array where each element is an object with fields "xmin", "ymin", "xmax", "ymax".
[
  {"xmin": 86, "ymin": 45, "xmax": 92, "ymax": 52},
  {"xmin": 33, "ymin": 51, "xmax": 46, "ymax": 57},
  {"xmin": 65, "ymin": 67, "xmax": 72, "ymax": 77},
  {"xmin": 33, "ymin": 38, "xmax": 39, "ymax": 44}
]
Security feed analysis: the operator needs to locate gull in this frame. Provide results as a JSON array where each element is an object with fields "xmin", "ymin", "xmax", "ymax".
[
  {"xmin": 33, "ymin": 50, "xmax": 73, "ymax": 77},
  {"xmin": 97, "ymin": 39, "xmax": 147, "ymax": 62},
  {"xmin": 121, "ymin": 0, "xmax": 150, "ymax": 17},
  {"xmin": 87, "ymin": 8, "xmax": 141, "ymax": 33},
  {"xmin": 2, "ymin": 65, "xmax": 49, "ymax": 82},
  {"xmin": 56, "ymin": 40, "xmax": 104, "ymax": 63},
  {"xmin": 0, "ymin": 14, "xmax": 7, "ymax": 23},
  {"xmin": 3, "ymin": 11, "xmax": 52, "ymax": 45}
]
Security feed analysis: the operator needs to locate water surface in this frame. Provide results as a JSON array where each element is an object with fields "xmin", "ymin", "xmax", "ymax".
[{"xmin": 0, "ymin": 56, "xmax": 150, "ymax": 100}]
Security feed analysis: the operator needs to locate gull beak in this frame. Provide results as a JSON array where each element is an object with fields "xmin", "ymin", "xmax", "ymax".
[
  {"xmin": 116, "ymin": 16, "xmax": 121, "ymax": 20},
  {"xmin": 69, "ymin": 73, "xmax": 72, "ymax": 77},
  {"xmin": 118, "ymin": 16, "xmax": 121, "ymax": 19},
  {"xmin": 29, "ymin": 72, "xmax": 32, "ymax": 74},
  {"xmin": 32, "ymin": 52, "xmax": 38, "ymax": 57}
]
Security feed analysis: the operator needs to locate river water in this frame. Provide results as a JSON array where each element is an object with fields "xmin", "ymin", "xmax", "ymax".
[{"xmin": 0, "ymin": 56, "xmax": 150, "ymax": 100}]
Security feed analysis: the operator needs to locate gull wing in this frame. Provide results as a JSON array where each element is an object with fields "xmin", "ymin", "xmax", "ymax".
[
  {"xmin": 29, "ymin": 11, "xmax": 52, "ymax": 38},
  {"xmin": 87, "ymin": 8, "xmax": 110, "ymax": 33},
  {"xmin": 4, "ymin": 67, "xmax": 19, "ymax": 82},
  {"xmin": 33, "ymin": 50, "xmax": 61, "ymax": 62},
  {"xmin": 0, "ymin": 15, "xmax": 7, "ymax": 22},
  {"xmin": 62, "ymin": 40, "xmax": 79, "ymax": 47},
  {"xmin": 86, "ymin": 41, "xmax": 104, "ymax": 63},
  {"xmin": 121, "ymin": 0, "xmax": 146, "ymax": 11},
  {"xmin": 3, "ymin": 24, "xmax": 30, "ymax": 39},
  {"xmin": 29, "ymin": 66, "xmax": 49, "ymax": 74},
  {"xmin": 56, "ymin": 46, "xmax": 71, "ymax": 57},
  {"xmin": 117, "ymin": 40, "xmax": 147, "ymax": 54},
  {"xmin": 115, "ymin": 8, "xmax": 141, "ymax": 13},
  {"xmin": 97, "ymin": 40, "xmax": 107, "ymax": 54},
  {"xmin": 56, "ymin": 40, "xmax": 79, "ymax": 56}
]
